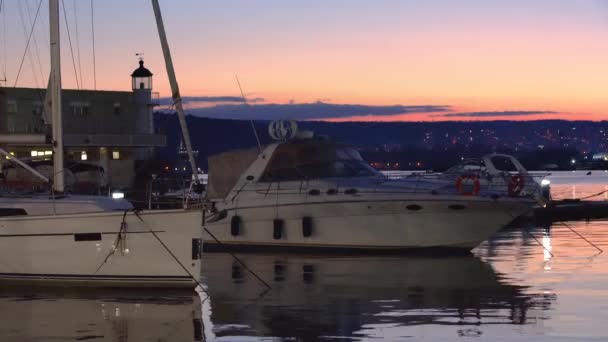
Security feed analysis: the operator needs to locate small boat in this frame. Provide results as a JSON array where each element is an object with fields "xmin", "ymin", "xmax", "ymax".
[
  {"xmin": 408, "ymin": 154, "xmax": 551, "ymax": 202},
  {"xmin": 202, "ymin": 121, "xmax": 545, "ymax": 252}
]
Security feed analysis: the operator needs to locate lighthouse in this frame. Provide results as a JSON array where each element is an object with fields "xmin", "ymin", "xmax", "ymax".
[{"xmin": 131, "ymin": 58, "xmax": 155, "ymax": 159}]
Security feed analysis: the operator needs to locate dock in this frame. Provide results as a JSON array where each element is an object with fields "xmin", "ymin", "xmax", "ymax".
[{"xmin": 534, "ymin": 199, "xmax": 608, "ymax": 222}]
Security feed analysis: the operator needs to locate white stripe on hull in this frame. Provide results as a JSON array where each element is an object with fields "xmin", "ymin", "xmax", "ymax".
[
  {"xmin": 0, "ymin": 209, "xmax": 202, "ymax": 288},
  {"xmin": 204, "ymin": 199, "xmax": 531, "ymax": 250}
]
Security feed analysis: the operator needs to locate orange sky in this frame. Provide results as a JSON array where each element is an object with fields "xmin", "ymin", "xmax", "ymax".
[{"xmin": 4, "ymin": 1, "xmax": 608, "ymax": 121}]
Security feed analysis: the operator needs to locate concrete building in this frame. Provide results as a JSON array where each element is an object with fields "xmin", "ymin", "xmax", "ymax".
[{"xmin": 0, "ymin": 60, "xmax": 165, "ymax": 190}]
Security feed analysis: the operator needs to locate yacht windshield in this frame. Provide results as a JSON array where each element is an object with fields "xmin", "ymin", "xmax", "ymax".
[
  {"xmin": 260, "ymin": 143, "xmax": 380, "ymax": 182},
  {"xmin": 490, "ymin": 155, "xmax": 518, "ymax": 172},
  {"xmin": 446, "ymin": 159, "xmax": 486, "ymax": 174}
]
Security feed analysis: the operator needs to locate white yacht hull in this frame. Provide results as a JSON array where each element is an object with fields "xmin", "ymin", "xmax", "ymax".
[
  {"xmin": 204, "ymin": 197, "xmax": 533, "ymax": 251},
  {"xmin": 0, "ymin": 209, "xmax": 202, "ymax": 288}
]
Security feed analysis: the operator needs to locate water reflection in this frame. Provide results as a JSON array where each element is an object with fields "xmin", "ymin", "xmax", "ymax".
[
  {"xmin": 0, "ymin": 289, "xmax": 203, "ymax": 342},
  {"xmin": 4, "ymin": 220, "xmax": 607, "ymax": 341},
  {"xmin": 202, "ymin": 253, "xmax": 554, "ymax": 340}
]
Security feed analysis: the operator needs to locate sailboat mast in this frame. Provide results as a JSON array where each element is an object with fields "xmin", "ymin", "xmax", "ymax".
[
  {"xmin": 49, "ymin": 0, "xmax": 64, "ymax": 193},
  {"xmin": 150, "ymin": 0, "xmax": 198, "ymax": 182}
]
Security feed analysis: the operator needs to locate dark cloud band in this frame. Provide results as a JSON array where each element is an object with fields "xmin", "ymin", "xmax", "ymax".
[{"xmin": 159, "ymin": 102, "xmax": 452, "ymax": 120}]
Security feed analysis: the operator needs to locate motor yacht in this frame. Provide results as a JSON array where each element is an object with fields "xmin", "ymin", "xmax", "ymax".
[{"xmin": 202, "ymin": 122, "xmax": 545, "ymax": 252}]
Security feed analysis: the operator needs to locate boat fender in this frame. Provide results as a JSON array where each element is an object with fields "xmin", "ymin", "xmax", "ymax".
[
  {"xmin": 327, "ymin": 188, "xmax": 338, "ymax": 195},
  {"xmin": 302, "ymin": 216, "xmax": 313, "ymax": 237},
  {"xmin": 448, "ymin": 204, "xmax": 466, "ymax": 210},
  {"xmin": 344, "ymin": 188, "xmax": 358, "ymax": 195},
  {"xmin": 273, "ymin": 219, "xmax": 283, "ymax": 239},
  {"xmin": 455, "ymin": 175, "xmax": 480, "ymax": 196},
  {"xmin": 508, "ymin": 175, "xmax": 525, "ymax": 196},
  {"xmin": 309, "ymin": 189, "xmax": 320, "ymax": 196},
  {"xmin": 191, "ymin": 238, "xmax": 202, "ymax": 260},
  {"xmin": 231, "ymin": 216, "xmax": 241, "ymax": 236},
  {"xmin": 406, "ymin": 204, "xmax": 422, "ymax": 211}
]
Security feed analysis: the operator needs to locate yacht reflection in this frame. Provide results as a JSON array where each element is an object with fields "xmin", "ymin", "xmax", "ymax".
[
  {"xmin": 0, "ymin": 289, "xmax": 204, "ymax": 342},
  {"xmin": 202, "ymin": 253, "xmax": 555, "ymax": 340}
]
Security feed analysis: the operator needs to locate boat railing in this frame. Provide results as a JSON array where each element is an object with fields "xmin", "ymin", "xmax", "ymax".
[
  {"xmin": 375, "ymin": 171, "xmax": 548, "ymax": 198},
  {"xmin": 246, "ymin": 171, "xmax": 549, "ymax": 200}
]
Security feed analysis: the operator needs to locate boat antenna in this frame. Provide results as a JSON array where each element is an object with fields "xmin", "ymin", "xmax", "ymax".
[{"xmin": 235, "ymin": 74, "xmax": 262, "ymax": 153}]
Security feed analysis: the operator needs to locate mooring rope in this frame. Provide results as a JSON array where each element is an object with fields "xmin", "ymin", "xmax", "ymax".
[
  {"xmin": 553, "ymin": 221, "xmax": 603, "ymax": 255},
  {"xmin": 202, "ymin": 209, "xmax": 272, "ymax": 290},
  {"xmin": 132, "ymin": 210, "xmax": 211, "ymax": 296},
  {"xmin": 94, "ymin": 210, "xmax": 128, "ymax": 274},
  {"xmin": 577, "ymin": 189, "xmax": 608, "ymax": 201}
]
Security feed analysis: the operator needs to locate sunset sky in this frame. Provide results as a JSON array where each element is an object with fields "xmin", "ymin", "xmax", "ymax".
[{"xmin": 2, "ymin": 0, "xmax": 608, "ymax": 121}]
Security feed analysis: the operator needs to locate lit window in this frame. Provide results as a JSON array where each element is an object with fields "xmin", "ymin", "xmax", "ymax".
[
  {"xmin": 31, "ymin": 151, "xmax": 38, "ymax": 157},
  {"xmin": 112, "ymin": 151, "xmax": 120, "ymax": 160},
  {"xmin": 81, "ymin": 151, "xmax": 88, "ymax": 161},
  {"xmin": 44, "ymin": 150, "xmax": 52, "ymax": 155}
]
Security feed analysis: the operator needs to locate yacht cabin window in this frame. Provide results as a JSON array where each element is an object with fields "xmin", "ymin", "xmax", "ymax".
[
  {"xmin": 490, "ymin": 155, "xmax": 518, "ymax": 172},
  {"xmin": 259, "ymin": 143, "xmax": 380, "ymax": 182}
]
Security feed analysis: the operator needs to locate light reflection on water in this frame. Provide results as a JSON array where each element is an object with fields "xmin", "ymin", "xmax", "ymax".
[
  {"xmin": 5, "ymin": 221, "xmax": 607, "ymax": 341},
  {"xmin": 0, "ymin": 289, "xmax": 205, "ymax": 341}
]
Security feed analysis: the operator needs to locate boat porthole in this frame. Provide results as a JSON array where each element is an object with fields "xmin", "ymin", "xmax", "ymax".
[
  {"xmin": 302, "ymin": 216, "xmax": 313, "ymax": 237},
  {"xmin": 231, "ymin": 216, "xmax": 241, "ymax": 236},
  {"xmin": 448, "ymin": 204, "xmax": 466, "ymax": 210},
  {"xmin": 246, "ymin": 175, "xmax": 254, "ymax": 181},
  {"xmin": 309, "ymin": 189, "xmax": 320, "ymax": 196},
  {"xmin": 406, "ymin": 204, "xmax": 423, "ymax": 211},
  {"xmin": 345, "ymin": 188, "xmax": 358, "ymax": 195},
  {"xmin": 273, "ymin": 219, "xmax": 284, "ymax": 239},
  {"xmin": 326, "ymin": 188, "xmax": 338, "ymax": 195}
]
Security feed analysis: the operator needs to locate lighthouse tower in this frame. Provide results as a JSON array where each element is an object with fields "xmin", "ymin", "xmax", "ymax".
[{"xmin": 131, "ymin": 58, "xmax": 155, "ymax": 159}]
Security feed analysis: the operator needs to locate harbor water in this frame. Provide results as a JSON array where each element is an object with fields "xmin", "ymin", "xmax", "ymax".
[{"xmin": 1, "ymin": 171, "xmax": 608, "ymax": 341}]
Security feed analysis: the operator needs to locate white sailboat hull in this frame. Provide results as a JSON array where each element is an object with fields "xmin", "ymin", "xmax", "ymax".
[
  {"xmin": 204, "ymin": 197, "xmax": 533, "ymax": 251},
  {"xmin": 0, "ymin": 209, "xmax": 202, "ymax": 288}
]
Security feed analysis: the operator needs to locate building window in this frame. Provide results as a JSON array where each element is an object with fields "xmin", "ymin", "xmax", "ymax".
[
  {"xmin": 31, "ymin": 150, "xmax": 52, "ymax": 160},
  {"xmin": 70, "ymin": 102, "xmax": 90, "ymax": 117},
  {"xmin": 112, "ymin": 151, "xmax": 120, "ymax": 160},
  {"xmin": 81, "ymin": 151, "xmax": 88, "ymax": 161},
  {"xmin": 113, "ymin": 102, "xmax": 121, "ymax": 115},
  {"xmin": 32, "ymin": 101, "xmax": 43, "ymax": 116},
  {"xmin": 7, "ymin": 100, "xmax": 17, "ymax": 114}
]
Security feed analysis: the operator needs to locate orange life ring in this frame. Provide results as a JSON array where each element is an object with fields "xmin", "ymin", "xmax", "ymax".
[
  {"xmin": 455, "ymin": 175, "xmax": 480, "ymax": 196},
  {"xmin": 508, "ymin": 175, "xmax": 525, "ymax": 196}
]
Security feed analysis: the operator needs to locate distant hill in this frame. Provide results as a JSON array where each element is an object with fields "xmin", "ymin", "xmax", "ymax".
[{"xmin": 154, "ymin": 113, "xmax": 608, "ymax": 171}]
